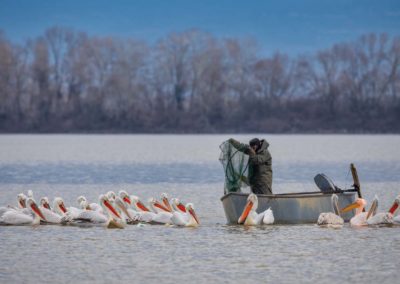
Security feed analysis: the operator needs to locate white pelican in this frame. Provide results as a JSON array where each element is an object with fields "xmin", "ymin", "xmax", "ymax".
[
  {"xmin": 76, "ymin": 196, "xmax": 102, "ymax": 212},
  {"xmin": 148, "ymin": 197, "xmax": 171, "ymax": 214},
  {"xmin": 365, "ymin": 196, "xmax": 393, "ymax": 225},
  {"xmin": 114, "ymin": 197, "xmax": 140, "ymax": 224},
  {"xmin": 17, "ymin": 193, "xmax": 27, "ymax": 209},
  {"xmin": 40, "ymin": 197, "xmax": 51, "ymax": 210},
  {"xmin": 118, "ymin": 191, "xmax": 139, "ymax": 207},
  {"xmin": 389, "ymin": 195, "xmax": 400, "ymax": 224},
  {"xmin": 118, "ymin": 191, "xmax": 157, "ymax": 223},
  {"xmin": 68, "ymin": 195, "xmax": 125, "ymax": 229},
  {"xmin": 160, "ymin": 193, "xmax": 173, "ymax": 212},
  {"xmin": 238, "ymin": 194, "xmax": 274, "ymax": 226},
  {"xmin": 317, "ymin": 194, "xmax": 344, "ymax": 227},
  {"xmin": 0, "ymin": 198, "xmax": 44, "ymax": 225},
  {"xmin": 39, "ymin": 201, "xmax": 65, "ymax": 224},
  {"xmin": 131, "ymin": 196, "xmax": 151, "ymax": 212},
  {"xmin": 52, "ymin": 197, "xmax": 84, "ymax": 219},
  {"xmin": 341, "ymin": 196, "xmax": 392, "ymax": 226},
  {"xmin": 171, "ymin": 198, "xmax": 187, "ymax": 213},
  {"xmin": 170, "ymin": 203, "xmax": 200, "ymax": 227},
  {"xmin": 341, "ymin": 197, "xmax": 368, "ymax": 226},
  {"xmin": 148, "ymin": 198, "xmax": 173, "ymax": 224}
]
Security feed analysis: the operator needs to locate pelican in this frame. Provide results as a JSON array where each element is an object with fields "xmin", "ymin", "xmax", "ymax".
[
  {"xmin": 40, "ymin": 197, "xmax": 51, "ymax": 210},
  {"xmin": 68, "ymin": 195, "xmax": 125, "ymax": 229},
  {"xmin": 365, "ymin": 196, "xmax": 393, "ymax": 225},
  {"xmin": 17, "ymin": 193, "xmax": 27, "ymax": 209},
  {"xmin": 118, "ymin": 191, "xmax": 157, "ymax": 223},
  {"xmin": 53, "ymin": 197, "xmax": 84, "ymax": 219},
  {"xmin": 39, "ymin": 201, "xmax": 65, "ymax": 224},
  {"xmin": 0, "ymin": 198, "xmax": 44, "ymax": 225},
  {"xmin": 170, "ymin": 203, "xmax": 200, "ymax": 227},
  {"xmin": 341, "ymin": 195, "xmax": 392, "ymax": 226},
  {"xmin": 131, "ymin": 196, "xmax": 151, "ymax": 212},
  {"xmin": 389, "ymin": 195, "xmax": 400, "ymax": 224},
  {"xmin": 148, "ymin": 197, "xmax": 171, "ymax": 214},
  {"xmin": 148, "ymin": 198, "xmax": 173, "ymax": 224},
  {"xmin": 77, "ymin": 196, "xmax": 102, "ymax": 212},
  {"xmin": 171, "ymin": 198, "xmax": 187, "ymax": 213},
  {"xmin": 118, "ymin": 190, "xmax": 139, "ymax": 207},
  {"xmin": 160, "ymin": 193, "xmax": 173, "ymax": 212},
  {"xmin": 317, "ymin": 194, "xmax": 344, "ymax": 227},
  {"xmin": 114, "ymin": 197, "xmax": 140, "ymax": 224},
  {"xmin": 238, "ymin": 194, "xmax": 274, "ymax": 225},
  {"xmin": 341, "ymin": 198, "xmax": 368, "ymax": 226}
]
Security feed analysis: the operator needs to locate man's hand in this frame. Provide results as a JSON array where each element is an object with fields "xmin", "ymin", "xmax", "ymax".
[
  {"xmin": 228, "ymin": 138, "xmax": 241, "ymax": 148},
  {"xmin": 248, "ymin": 147, "xmax": 256, "ymax": 156}
]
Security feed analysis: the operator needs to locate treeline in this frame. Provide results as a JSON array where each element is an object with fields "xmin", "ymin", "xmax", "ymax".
[{"xmin": 0, "ymin": 27, "xmax": 399, "ymax": 133}]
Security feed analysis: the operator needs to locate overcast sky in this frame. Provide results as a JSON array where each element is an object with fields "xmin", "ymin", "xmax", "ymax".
[{"xmin": 1, "ymin": 0, "xmax": 399, "ymax": 55}]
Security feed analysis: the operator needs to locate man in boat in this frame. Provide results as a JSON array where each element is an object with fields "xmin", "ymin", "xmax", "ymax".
[{"xmin": 228, "ymin": 138, "xmax": 273, "ymax": 195}]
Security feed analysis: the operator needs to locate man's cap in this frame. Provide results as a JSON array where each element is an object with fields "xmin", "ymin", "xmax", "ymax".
[{"xmin": 249, "ymin": 138, "xmax": 260, "ymax": 147}]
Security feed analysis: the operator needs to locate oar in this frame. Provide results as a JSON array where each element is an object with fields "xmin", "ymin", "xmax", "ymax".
[{"xmin": 350, "ymin": 163, "xmax": 365, "ymax": 212}]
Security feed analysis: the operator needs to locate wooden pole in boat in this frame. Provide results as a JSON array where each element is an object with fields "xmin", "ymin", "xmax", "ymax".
[{"xmin": 350, "ymin": 163, "xmax": 365, "ymax": 212}]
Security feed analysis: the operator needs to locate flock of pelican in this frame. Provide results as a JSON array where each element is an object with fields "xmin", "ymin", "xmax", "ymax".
[
  {"xmin": 0, "ymin": 190, "xmax": 200, "ymax": 228},
  {"xmin": 317, "ymin": 194, "xmax": 400, "ymax": 228},
  {"xmin": 2, "ymin": 189, "xmax": 399, "ymax": 229}
]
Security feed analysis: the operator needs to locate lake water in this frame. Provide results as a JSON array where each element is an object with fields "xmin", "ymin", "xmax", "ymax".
[{"xmin": 0, "ymin": 134, "xmax": 399, "ymax": 283}]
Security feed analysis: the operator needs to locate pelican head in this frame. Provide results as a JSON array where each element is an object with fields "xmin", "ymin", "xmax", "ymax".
[
  {"xmin": 119, "ymin": 190, "xmax": 132, "ymax": 205},
  {"xmin": 171, "ymin": 198, "xmax": 186, "ymax": 213},
  {"xmin": 186, "ymin": 203, "xmax": 200, "ymax": 225},
  {"xmin": 341, "ymin": 198, "xmax": 367, "ymax": 215},
  {"xmin": 238, "ymin": 194, "xmax": 258, "ymax": 224},
  {"xmin": 389, "ymin": 195, "xmax": 400, "ymax": 215},
  {"xmin": 149, "ymin": 197, "xmax": 170, "ymax": 213},
  {"xmin": 77, "ymin": 196, "xmax": 86, "ymax": 205},
  {"xmin": 161, "ymin": 193, "xmax": 173, "ymax": 212},
  {"xmin": 114, "ymin": 197, "xmax": 133, "ymax": 220},
  {"xmin": 131, "ymin": 196, "xmax": 150, "ymax": 212},
  {"xmin": 40, "ymin": 197, "xmax": 51, "ymax": 210},
  {"xmin": 100, "ymin": 194, "xmax": 121, "ymax": 219},
  {"xmin": 106, "ymin": 191, "xmax": 116, "ymax": 202},
  {"xmin": 26, "ymin": 198, "xmax": 46, "ymax": 221},
  {"xmin": 53, "ymin": 197, "xmax": 67, "ymax": 214},
  {"xmin": 17, "ymin": 193, "xmax": 27, "ymax": 209}
]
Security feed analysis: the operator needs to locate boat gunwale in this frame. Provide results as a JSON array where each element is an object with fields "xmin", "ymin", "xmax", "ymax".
[{"xmin": 220, "ymin": 189, "xmax": 358, "ymax": 202}]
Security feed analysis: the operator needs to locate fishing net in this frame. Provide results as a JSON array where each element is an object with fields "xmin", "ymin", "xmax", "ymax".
[{"xmin": 219, "ymin": 140, "xmax": 249, "ymax": 194}]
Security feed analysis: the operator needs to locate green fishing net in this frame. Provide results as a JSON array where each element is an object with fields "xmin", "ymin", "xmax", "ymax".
[{"xmin": 219, "ymin": 140, "xmax": 249, "ymax": 194}]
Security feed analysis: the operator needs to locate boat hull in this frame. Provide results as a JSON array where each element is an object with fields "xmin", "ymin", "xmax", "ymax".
[{"xmin": 221, "ymin": 191, "xmax": 357, "ymax": 224}]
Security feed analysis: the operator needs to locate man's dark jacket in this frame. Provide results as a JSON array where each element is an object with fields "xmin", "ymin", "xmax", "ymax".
[{"xmin": 230, "ymin": 139, "xmax": 273, "ymax": 194}]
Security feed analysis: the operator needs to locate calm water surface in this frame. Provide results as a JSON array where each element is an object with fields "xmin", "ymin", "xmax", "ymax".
[{"xmin": 0, "ymin": 135, "xmax": 399, "ymax": 283}]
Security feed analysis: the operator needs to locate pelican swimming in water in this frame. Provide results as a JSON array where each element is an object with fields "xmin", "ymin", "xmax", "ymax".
[
  {"xmin": 389, "ymin": 195, "xmax": 400, "ymax": 224},
  {"xmin": 341, "ymin": 197, "xmax": 368, "ymax": 226},
  {"xmin": 67, "ymin": 195, "xmax": 125, "ymax": 229},
  {"xmin": 238, "ymin": 194, "xmax": 274, "ymax": 226},
  {"xmin": 170, "ymin": 203, "xmax": 200, "ymax": 227},
  {"xmin": 52, "ymin": 197, "xmax": 85, "ymax": 219},
  {"xmin": 0, "ymin": 198, "xmax": 44, "ymax": 226},
  {"xmin": 148, "ymin": 198, "xmax": 173, "ymax": 224},
  {"xmin": 17, "ymin": 193, "xmax": 27, "ymax": 209},
  {"xmin": 317, "ymin": 194, "xmax": 344, "ymax": 227},
  {"xmin": 160, "ymin": 193, "xmax": 173, "ymax": 212},
  {"xmin": 171, "ymin": 198, "xmax": 187, "ymax": 213},
  {"xmin": 365, "ymin": 195, "xmax": 393, "ymax": 226},
  {"xmin": 341, "ymin": 195, "xmax": 392, "ymax": 226},
  {"xmin": 77, "ymin": 196, "xmax": 102, "ymax": 212},
  {"xmin": 40, "ymin": 197, "xmax": 51, "ymax": 210}
]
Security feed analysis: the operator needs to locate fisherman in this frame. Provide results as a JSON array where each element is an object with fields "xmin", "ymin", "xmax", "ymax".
[{"xmin": 228, "ymin": 138, "xmax": 273, "ymax": 195}]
